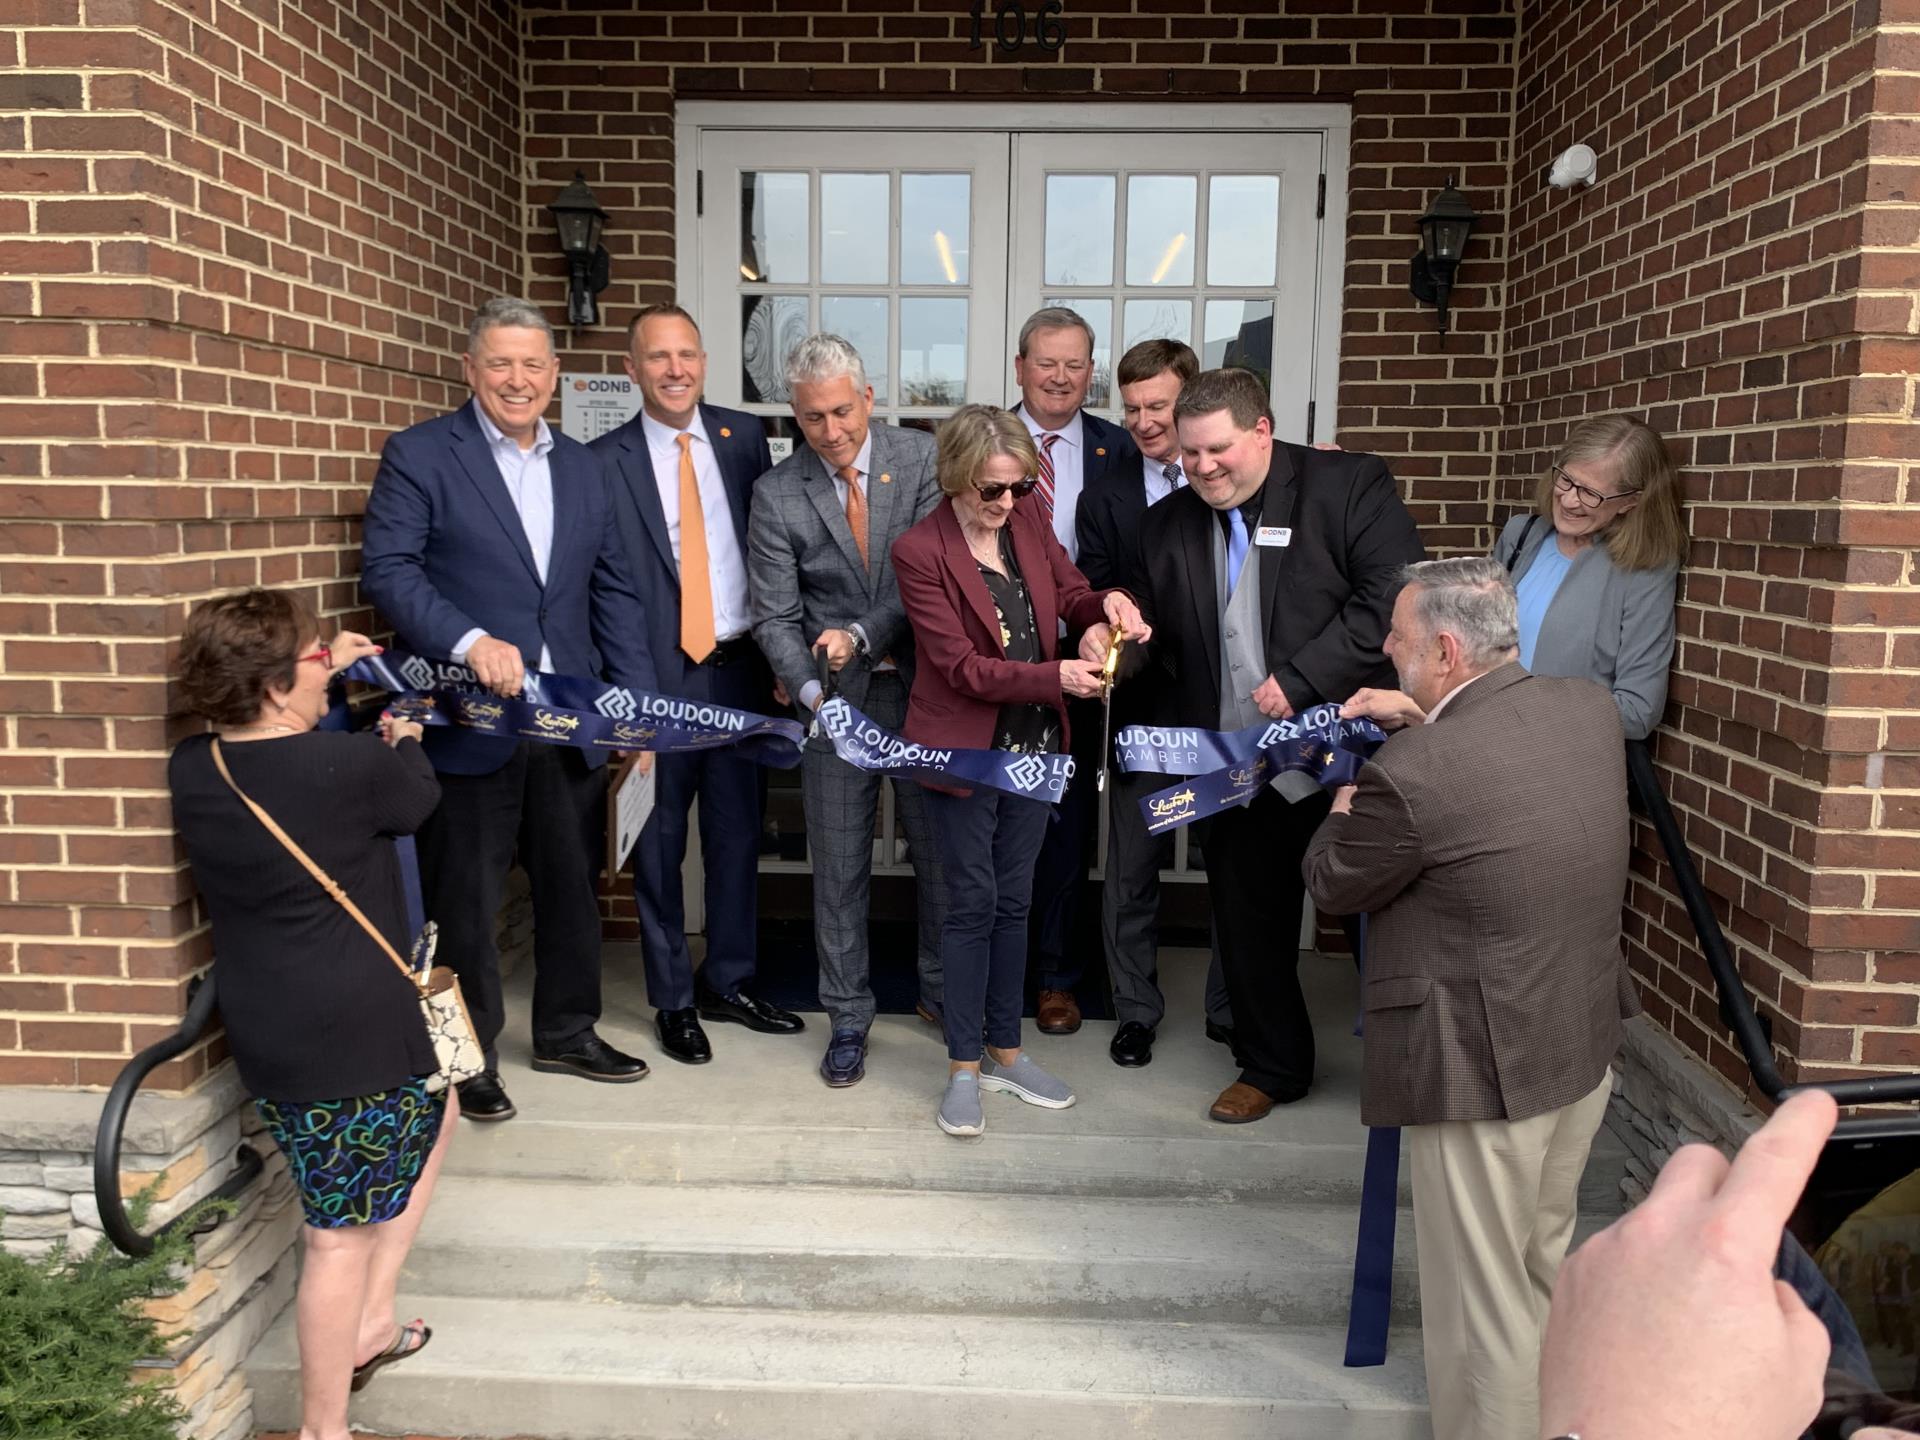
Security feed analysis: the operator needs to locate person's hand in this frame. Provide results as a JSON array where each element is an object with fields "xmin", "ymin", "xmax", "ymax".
[
  {"xmin": 1079, "ymin": 622, "xmax": 1115, "ymax": 666},
  {"xmin": 377, "ymin": 710, "xmax": 423, "ymax": 747},
  {"xmin": 1059, "ymin": 659, "xmax": 1105, "ymax": 699},
  {"xmin": 1102, "ymin": 592, "xmax": 1151, "ymax": 643},
  {"xmin": 327, "ymin": 630, "xmax": 383, "ymax": 674},
  {"xmin": 1250, "ymin": 674, "xmax": 1294, "ymax": 720},
  {"xmin": 1341, "ymin": 687, "xmax": 1426, "ymax": 730},
  {"xmin": 812, "ymin": 628, "xmax": 857, "ymax": 672},
  {"xmin": 1538, "ymin": 1089, "xmax": 1839, "ymax": 1440},
  {"xmin": 771, "ymin": 676, "xmax": 791, "ymax": 709},
  {"xmin": 1329, "ymin": 784, "xmax": 1357, "ymax": 815},
  {"xmin": 464, "ymin": 635, "xmax": 525, "ymax": 697}
]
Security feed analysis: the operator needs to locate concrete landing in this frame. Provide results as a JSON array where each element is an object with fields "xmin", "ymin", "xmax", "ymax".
[{"xmin": 247, "ymin": 947, "xmax": 1630, "ymax": 1438}]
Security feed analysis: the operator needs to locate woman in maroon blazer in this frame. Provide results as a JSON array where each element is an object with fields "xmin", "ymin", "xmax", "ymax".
[{"xmin": 892, "ymin": 404, "xmax": 1149, "ymax": 1138}]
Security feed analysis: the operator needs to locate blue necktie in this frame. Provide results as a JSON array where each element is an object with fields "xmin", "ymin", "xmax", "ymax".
[{"xmin": 1226, "ymin": 506, "xmax": 1250, "ymax": 595}]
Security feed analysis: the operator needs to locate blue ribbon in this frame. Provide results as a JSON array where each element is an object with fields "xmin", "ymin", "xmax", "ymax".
[
  {"xmin": 1112, "ymin": 706, "xmax": 1386, "ymax": 834},
  {"xmin": 814, "ymin": 696, "xmax": 1075, "ymax": 804},
  {"xmin": 342, "ymin": 651, "xmax": 807, "ymax": 769},
  {"xmin": 1344, "ymin": 918, "xmax": 1401, "ymax": 1367}
]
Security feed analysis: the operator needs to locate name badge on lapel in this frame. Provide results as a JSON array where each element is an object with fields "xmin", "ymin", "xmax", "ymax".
[{"xmin": 1256, "ymin": 526, "xmax": 1292, "ymax": 548}]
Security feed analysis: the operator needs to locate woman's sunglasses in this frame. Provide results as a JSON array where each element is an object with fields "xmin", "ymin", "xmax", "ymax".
[{"xmin": 975, "ymin": 478, "xmax": 1038, "ymax": 504}]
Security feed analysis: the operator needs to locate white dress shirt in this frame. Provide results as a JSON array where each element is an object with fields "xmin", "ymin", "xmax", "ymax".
[
  {"xmin": 642, "ymin": 409, "xmax": 752, "ymax": 643},
  {"xmin": 1019, "ymin": 408, "xmax": 1086, "ymax": 561},
  {"xmin": 1144, "ymin": 453, "xmax": 1185, "ymax": 507},
  {"xmin": 454, "ymin": 401, "xmax": 555, "ymax": 672}
]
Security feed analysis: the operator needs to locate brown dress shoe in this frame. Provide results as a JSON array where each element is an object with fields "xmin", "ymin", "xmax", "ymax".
[
  {"xmin": 1035, "ymin": 988, "xmax": 1082, "ymax": 1035},
  {"xmin": 1209, "ymin": 1081, "xmax": 1278, "ymax": 1124}
]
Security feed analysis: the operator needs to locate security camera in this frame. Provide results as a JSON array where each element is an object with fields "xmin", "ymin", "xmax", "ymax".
[{"xmin": 1547, "ymin": 144, "xmax": 1598, "ymax": 189}]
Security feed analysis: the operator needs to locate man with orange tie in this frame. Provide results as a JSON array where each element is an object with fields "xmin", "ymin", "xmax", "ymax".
[{"xmin": 592, "ymin": 304, "xmax": 805, "ymax": 1065}]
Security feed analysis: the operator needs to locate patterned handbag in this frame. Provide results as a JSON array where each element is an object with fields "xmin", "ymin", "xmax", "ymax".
[{"xmin": 210, "ymin": 739, "xmax": 485, "ymax": 1094}]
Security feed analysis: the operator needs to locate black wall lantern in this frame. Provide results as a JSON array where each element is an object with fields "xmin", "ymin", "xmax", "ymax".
[
  {"xmin": 1408, "ymin": 175, "xmax": 1478, "ymax": 343},
  {"xmin": 548, "ymin": 171, "xmax": 611, "ymax": 328}
]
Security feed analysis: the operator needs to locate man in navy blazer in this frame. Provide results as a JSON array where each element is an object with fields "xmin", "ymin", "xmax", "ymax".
[
  {"xmin": 1010, "ymin": 306, "xmax": 1142, "ymax": 1037},
  {"xmin": 591, "ymin": 304, "xmax": 804, "ymax": 1066},
  {"xmin": 360, "ymin": 297, "xmax": 659, "ymax": 1122}
]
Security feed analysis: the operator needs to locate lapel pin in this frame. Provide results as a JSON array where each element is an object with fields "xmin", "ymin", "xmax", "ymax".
[
  {"xmin": 880, "ymin": 473, "xmax": 892, "ymax": 484},
  {"xmin": 719, "ymin": 426, "xmax": 732, "ymax": 438},
  {"xmin": 1095, "ymin": 447, "xmax": 1107, "ymax": 457}
]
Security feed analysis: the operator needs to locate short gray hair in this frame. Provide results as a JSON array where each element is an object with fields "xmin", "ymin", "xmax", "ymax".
[
  {"xmin": 467, "ymin": 297, "xmax": 555, "ymax": 355},
  {"xmin": 1399, "ymin": 557, "xmax": 1518, "ymax": 667},
  {"xmin": 1017, "ymin": 305, "xmax": 1095, "ymax": 358},
  {"xmin": 784, "ymin": 332, "xmax": 868, "ymax": 393}
]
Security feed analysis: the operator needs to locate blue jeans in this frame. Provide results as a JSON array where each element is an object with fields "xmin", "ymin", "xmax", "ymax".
[{"xmin": 924, "ymin": 785, "xmax": 1051, "ymax": 1063}]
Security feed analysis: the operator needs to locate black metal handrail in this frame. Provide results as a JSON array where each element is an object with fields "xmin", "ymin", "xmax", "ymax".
[
  {"xmin": 93, "ymin": 973, "xmax": 263, "ymax": 1257},
  {"xmin": 1625, "ymin": 738, "xmax": 1920, "ymax": 1134}
]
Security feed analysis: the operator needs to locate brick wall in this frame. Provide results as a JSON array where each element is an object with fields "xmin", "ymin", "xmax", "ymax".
[
  {"xmin": 1500, "ymin": 0, "xmax": 1920, "ymax": 1098},
  {"xmin": 0, "ymin": 0, "xmax": 524, "ymax": 1088}
]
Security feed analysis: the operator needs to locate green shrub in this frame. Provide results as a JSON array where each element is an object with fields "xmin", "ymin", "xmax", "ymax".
[{"xmin": 0, "ymin": 1192, "xmax": 223, "ymax": 1440}]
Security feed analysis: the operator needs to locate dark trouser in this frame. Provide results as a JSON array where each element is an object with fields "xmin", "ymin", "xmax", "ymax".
[
  {"xmin": 415, "ymin": 741, "xmax": 606, "ymax": 1067},
  {"xmin": 1029, "ymin": 694, "xmax": 1103, "ymax": 990},
  {"xmin": 805, "ymin": 672, "xmax": 947, "ymax": 1033},
  {"xmin": 1104, "ymin": 766, "xmax": 1233, "ymax": 1029},
  {"xmin": 925, "ymin": 784, "xmax": 1051, "ymax": 1063},
  {"xmin": 632, "ymin": 654, "xmax": 767, "ymax": 1012},
  {"xmin": 1201, "ymin": 784, "xmax": 1332, "ymax": 1097}
]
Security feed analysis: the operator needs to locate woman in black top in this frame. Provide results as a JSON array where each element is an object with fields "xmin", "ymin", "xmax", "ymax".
[
  {"xmin": 893, "ymin": 405, "xmax": 1149, "ymax": 1138},
  {"xmin": 168, "ymin": 588, "xmax": 450, "ymax": 1440}
]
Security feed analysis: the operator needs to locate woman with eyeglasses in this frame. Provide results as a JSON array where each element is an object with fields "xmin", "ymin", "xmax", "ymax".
[
  {"xmin": 892, "ymin": 404, "xmax": 1150, "ymax": 1137},
  {"xmin": 167, "ymin": 588, "xmax": 454, "ymax": 1440},
  {"xmin": 1348, "ymin": 416, "xmax": 1687, "ymax": 740}
]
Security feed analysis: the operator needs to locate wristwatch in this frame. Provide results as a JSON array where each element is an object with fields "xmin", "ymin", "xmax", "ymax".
[{"xmin": 847, "ymin": 627, "xmax": 869, "ymax": 658}]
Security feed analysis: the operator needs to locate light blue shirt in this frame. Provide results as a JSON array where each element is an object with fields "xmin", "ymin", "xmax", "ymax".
[
  {"xmin": 454, "ymin": 401, "xmax": 555, "ymax": 672},
  {"xmin": 800, "ymin": 434, "xmax": 884, "ymax": 713},
  {"xmin": 641, "ymin": 409, "xmax": 753, "ymax": 644},
  {"xmin": 1515, "ymin": 532, "xmax": 1574, "ymax": 669},
  {"xmin": 1018, "ymin": 408, "xmax": 1085, "ymax": 560},
  {"xmin": 1143, "ymin": 454, "xmax": 1185, "ymax": 506}
]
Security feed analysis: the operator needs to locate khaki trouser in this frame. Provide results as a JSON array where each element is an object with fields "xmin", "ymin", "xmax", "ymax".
[{"xmin": 1408, "ymin": 1070, "xmax": 1615, "ymax": 1440}]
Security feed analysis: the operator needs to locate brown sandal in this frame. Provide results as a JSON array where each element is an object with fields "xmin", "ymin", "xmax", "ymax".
[{"xmin": 350, "ymin": 1317, "xmax": 431, "ymax": 1393}]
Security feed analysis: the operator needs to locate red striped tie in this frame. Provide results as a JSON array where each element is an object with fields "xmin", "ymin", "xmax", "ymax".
[{"xmin": 1035, "ymin": 432, "xmax": 1060, "ymax": 523}]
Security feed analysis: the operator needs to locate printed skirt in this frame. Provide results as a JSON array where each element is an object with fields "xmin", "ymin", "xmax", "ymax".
[{"xmin": 256, "ymin": 1077, "xmax": 445, "ymax": 1228}]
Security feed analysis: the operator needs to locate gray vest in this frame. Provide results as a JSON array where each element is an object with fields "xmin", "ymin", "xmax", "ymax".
[{"xmin": 1215, "ymin": 519, "xmax": 1266, "ymax": 732}]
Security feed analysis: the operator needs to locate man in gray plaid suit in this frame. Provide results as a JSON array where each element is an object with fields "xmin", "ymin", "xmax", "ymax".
[{"xmin": 747, "ymin": 333, "xmax": 948, "ymax": 1088}]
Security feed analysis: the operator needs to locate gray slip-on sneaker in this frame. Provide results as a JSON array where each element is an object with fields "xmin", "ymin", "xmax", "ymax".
[
  {"xmin": 937, "ymin": 1070, "xmax": 985, "ymax": 1136},
  {"xmin": 979, "ymin": 1052, "xmax": 1077, "ymax": 1109}
]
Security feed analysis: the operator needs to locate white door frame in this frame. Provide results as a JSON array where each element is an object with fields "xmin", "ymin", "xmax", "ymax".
[{"xmin": 673, "ymin": 101, "xmax": 1350, "ymax": 443}]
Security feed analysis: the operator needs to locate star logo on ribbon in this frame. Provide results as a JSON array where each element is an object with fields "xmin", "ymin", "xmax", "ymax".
[{"xmin": 594, "ymin": 687, "xmax": 637, "ymax": 720}]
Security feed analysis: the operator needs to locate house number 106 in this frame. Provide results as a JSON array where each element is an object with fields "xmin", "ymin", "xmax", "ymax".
[{"xmin": 968, "ymin": 0, "xmax": 1068, "ymax": 54}]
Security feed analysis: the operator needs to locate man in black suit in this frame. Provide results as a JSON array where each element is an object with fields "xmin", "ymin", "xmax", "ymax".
[
  {"xmin": 1078, "ymin": 338, "xmax": 1230, "ymax": 1068},
  {"xmin": 591, "ymin": 304, "xmax": 804, "ymax": 1067},
  {"xmin": 1131, "ymin": 367, "xmax": 1424, "ymax": 1122},
  {"xmin": 1011, "ymin": 306, "xmax": 1140, "ymax": 1035}
]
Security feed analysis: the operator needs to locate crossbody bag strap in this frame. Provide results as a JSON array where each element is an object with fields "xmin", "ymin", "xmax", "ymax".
[
  {"xmin": 1504, "ymin": 514, "xmax": 1542, "ymax": 575},
  {"xmin": 209, "ymin": 738, "xmax": 424, "ymax": 993}
]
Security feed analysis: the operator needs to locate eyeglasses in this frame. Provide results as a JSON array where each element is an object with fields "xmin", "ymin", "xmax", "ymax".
[
  {"xmin": 1553, "ymin": 467, "xmax": 1640, "ymax": 508},
  {"xmin": 975, "ymin": 478, "xmax": 1039, "ymax": 504},
  {"xmin": 296, "ymin": 643, "xmax": 332, "ymax": 669}
]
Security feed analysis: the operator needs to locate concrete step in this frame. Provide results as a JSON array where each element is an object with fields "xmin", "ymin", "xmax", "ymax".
[
  {"xmin": 247, "ymin": 1296, "xmax": 1433, "ymax": 1440},
  {"xmin": 402, "ymin": 1177, "xmax": 1423, "ymax": 1326}
]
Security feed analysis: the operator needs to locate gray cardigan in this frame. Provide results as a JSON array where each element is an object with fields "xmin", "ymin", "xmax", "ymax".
[{"xmin": 1493, "ymin": 514, "xmax": 1678, "ymax": 741}]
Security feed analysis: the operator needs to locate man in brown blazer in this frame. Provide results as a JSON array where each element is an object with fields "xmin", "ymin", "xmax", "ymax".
[{"xmin": 1303, "ymin": 556, "xmax": 1633, "ymax": 1440}]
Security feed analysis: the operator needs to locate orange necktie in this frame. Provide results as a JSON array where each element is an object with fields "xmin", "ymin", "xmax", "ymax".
[
  {"xmin": 840, "ymin": 464, "xmax": 869, "ymax": 570},
  {"xmin": 677, "ymin": 432, "xmax": 716, "ymax": 664}
]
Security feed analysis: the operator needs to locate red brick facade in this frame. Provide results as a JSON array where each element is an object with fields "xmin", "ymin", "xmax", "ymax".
[{"xmin": 0, "ymin": 0, "xmax": 1912, "ymax": 1101}]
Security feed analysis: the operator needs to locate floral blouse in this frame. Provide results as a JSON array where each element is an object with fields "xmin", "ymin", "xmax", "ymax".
[{"xmin": 976, "ymin": 531, "xmax": 1059, "ymax": 755}]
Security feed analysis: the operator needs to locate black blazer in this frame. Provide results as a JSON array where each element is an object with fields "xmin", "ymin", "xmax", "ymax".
[
  {"xmin": 1131, "ymin": 443, "xmax": 1426, "ymax": 724},
  {"xmin": 590, "ymin": 402, "xmax": 774, "ymax": 699}
]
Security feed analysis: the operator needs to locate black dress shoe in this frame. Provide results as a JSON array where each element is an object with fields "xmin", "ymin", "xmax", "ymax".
[
  {"xmin": 1205, "ymin": 1020, "xmax": 1235, "ymax": 1048},
  {"xmin": 456, "ymin": 1070, "xmax": 516, "ymax": 1122},
  {"xmin": 532, "ymin": 1032, "xmax": 649, "ymax": 1083},
  {"xmin": 695, "ymin": 983, "xmax": 806, "ymax": 1035},
  {"xmin": 1109, "ymin": 1020, "xmax": 1156, "ymax": 1068},
  {"xmin": 655, "ymin": 1005, "xmax": 712, "ymax": 1064}
]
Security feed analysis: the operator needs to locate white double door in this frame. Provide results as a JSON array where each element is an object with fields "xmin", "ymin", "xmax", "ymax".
[{"xmin": 697, "ymin": 124, "xmax": 1329, "ymax": 438}]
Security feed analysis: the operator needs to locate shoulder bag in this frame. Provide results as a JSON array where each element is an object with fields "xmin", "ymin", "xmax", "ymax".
[{"xmin": 209, "ymin": 738, "xmax": 484, "ymax": 1094}]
